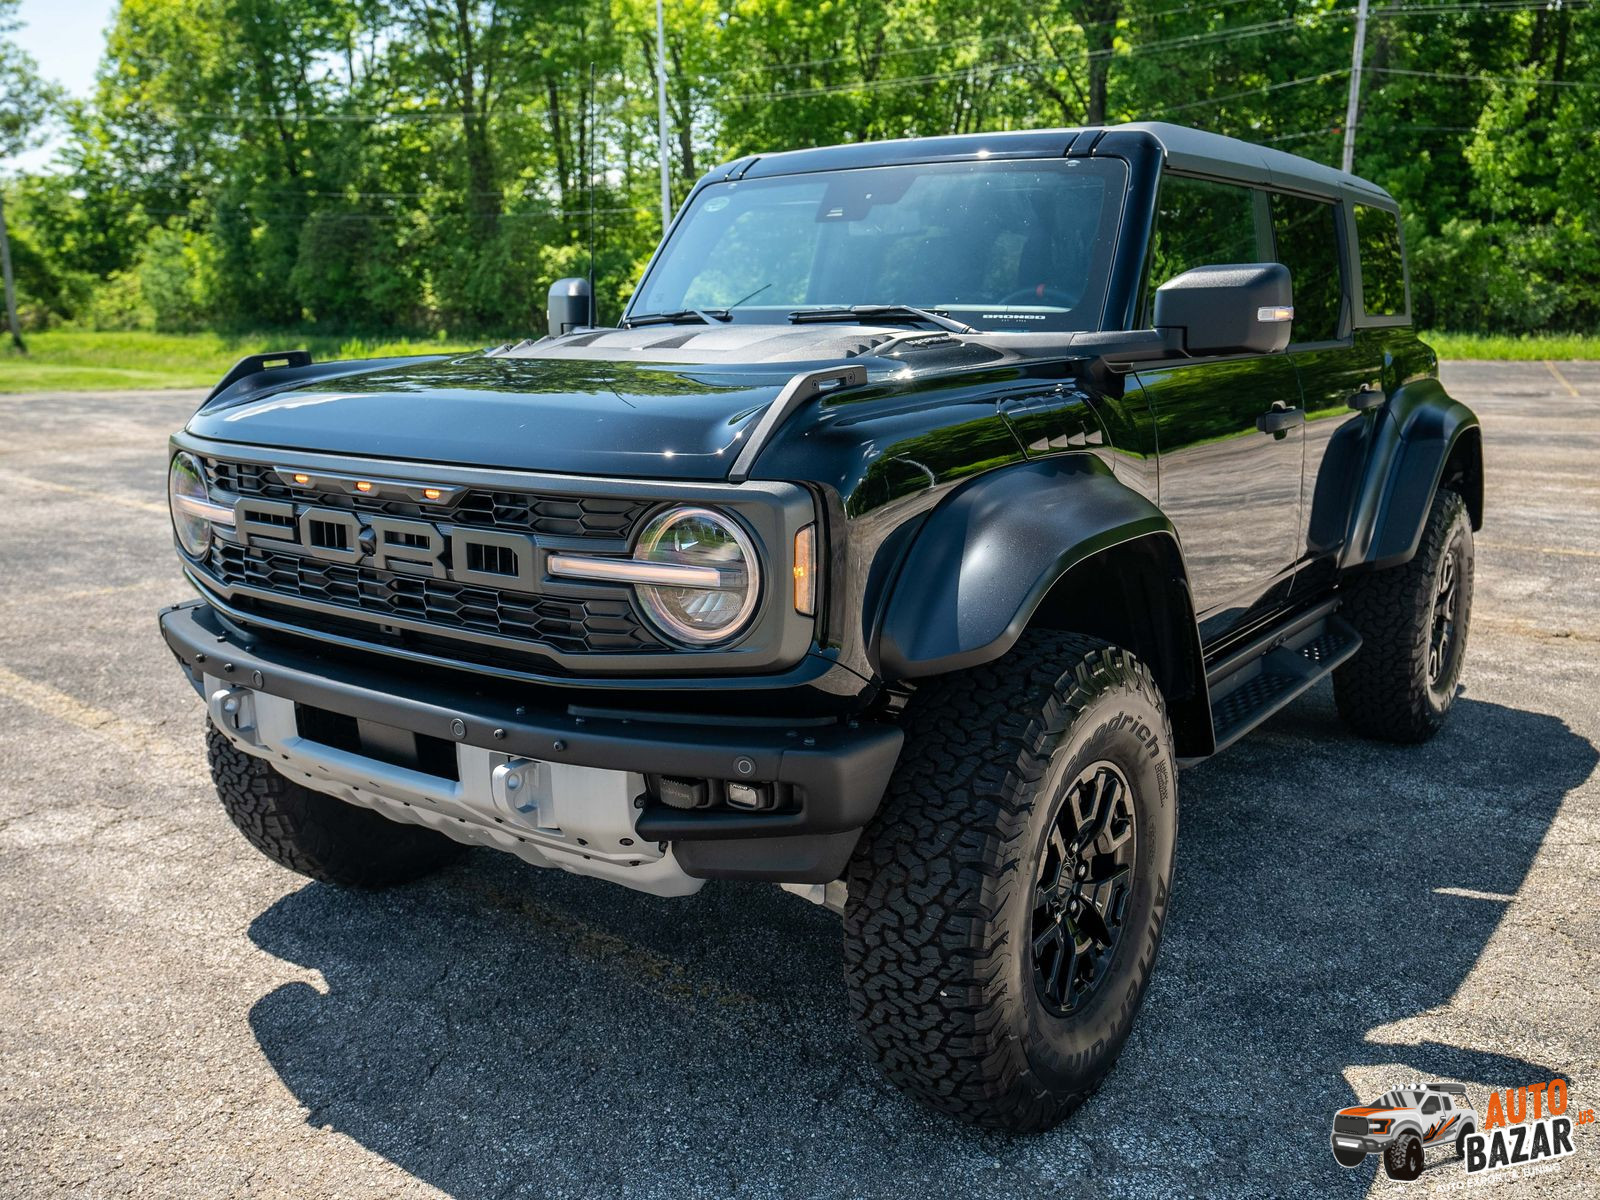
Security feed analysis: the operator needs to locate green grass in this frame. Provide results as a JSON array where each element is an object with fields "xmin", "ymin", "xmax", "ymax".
[
  {"xmin": 4, "ymin": 328, "xmax": 1598, "ymax": 393},
  {"xmin": 0, "ymin": 330, "xmax": 482, "ymax": 394},
  {"xmin": 1420, "ymin": 331, "xmax": 1600, "ymax": 360}
]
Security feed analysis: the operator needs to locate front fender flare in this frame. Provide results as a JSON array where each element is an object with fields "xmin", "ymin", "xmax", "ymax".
[{"xmin": 874, "ymin": 458, "xmax": 1175, "ymax": 679}]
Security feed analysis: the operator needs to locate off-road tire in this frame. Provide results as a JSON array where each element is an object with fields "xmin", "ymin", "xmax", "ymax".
[
  {"xmin": 1384, "ymin": 1133, "xmax": 1424, "ymax": 1181},
  {"xmin": 1334, "ymin": 487, "xmax": 1473, "ymax": 743},
  {"xmin": 1455, "ymin": 1123, "xmax": 1475, "ymax": 1159},
  {"xmin": 842, "ymin": 632, "xmax": 1178, "ymax": 1133},
  {"xmin": 207, "ymin": 723, "xmax": 465, "ymax": 887}
]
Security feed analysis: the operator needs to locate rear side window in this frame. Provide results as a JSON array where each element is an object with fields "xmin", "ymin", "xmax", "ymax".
[
  {"xmin": 1269, "ymin": 193, "xmax": 1343, "ymax": 342},
  {"xmin": 1144, "ymin": 175, "xmax": 1264, "ymax": 324},
  {"xmin": 1355, "ymin": 204, "xmax": 1407, "ymax": 317}
]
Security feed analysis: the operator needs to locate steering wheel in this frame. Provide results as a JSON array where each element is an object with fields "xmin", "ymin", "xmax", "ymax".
[{"xmin": 996, "ymin": 284, "xmax": 1076, "ymax": 307}]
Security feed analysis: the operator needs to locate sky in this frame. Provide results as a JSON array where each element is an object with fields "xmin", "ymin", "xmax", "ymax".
[{"xmin": 8, "ymin": 0, "xmax": 118, "ymax": 171}]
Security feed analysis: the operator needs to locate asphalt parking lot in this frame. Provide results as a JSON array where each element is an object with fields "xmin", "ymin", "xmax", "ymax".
[{"xmin": 1, "ymin": 361, "xmax": 1596, "ymax": 1198}]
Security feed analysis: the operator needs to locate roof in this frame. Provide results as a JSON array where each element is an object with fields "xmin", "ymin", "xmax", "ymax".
[{"xmin": 713, "ymin": 121, "xmax": 1394, "ymax": 209}]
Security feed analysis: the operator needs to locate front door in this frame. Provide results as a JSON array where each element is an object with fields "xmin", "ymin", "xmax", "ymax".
[
  {"xmin": 1136, "ymin": 356, "xmax": 1304, "ymax": 640},
  {"xmin": 1136, "ymin": 172, "xmax": 1306, "ymax": 642}
]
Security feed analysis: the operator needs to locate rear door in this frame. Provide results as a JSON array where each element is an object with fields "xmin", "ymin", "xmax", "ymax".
[
  {"xmin": 1268, "ymin": 189, "xmax": 1379, "ymax": 596},
  {"xmin": 1134, "ymin": 174, "xmax": 1306, "ymax": 642}
]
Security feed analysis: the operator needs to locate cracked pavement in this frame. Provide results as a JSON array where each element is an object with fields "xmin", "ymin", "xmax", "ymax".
[{"xmin": 0, "ymin": 363, "xmax": 1597, "ymax": 1197}]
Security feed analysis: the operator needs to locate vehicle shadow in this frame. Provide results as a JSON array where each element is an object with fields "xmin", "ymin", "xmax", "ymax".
[{"xmin": 245, "ymin": 689, "xmax": 1595, "ymax": 1198}]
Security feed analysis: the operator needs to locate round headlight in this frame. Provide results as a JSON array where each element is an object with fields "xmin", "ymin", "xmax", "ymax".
[
  {"xmin": 168, "ymin": 451, "xmax": 212, "ymax": 557},
  {"xmin": 633, "ymin": 507, "xmax": 760, "ymax": 645}
]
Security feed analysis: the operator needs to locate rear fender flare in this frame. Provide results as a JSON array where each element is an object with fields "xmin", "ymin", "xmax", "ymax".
[{"xmin": 1344, "ymin": 377, "xmax": 1482, "ymax": 570}]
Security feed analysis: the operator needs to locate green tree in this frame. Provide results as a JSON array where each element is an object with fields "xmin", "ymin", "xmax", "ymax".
[{"xmin": 1, "ymin": 0, "xmax": 62, "ymax": 349}]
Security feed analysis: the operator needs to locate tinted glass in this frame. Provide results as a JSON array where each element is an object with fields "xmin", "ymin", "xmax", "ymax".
[
  {"xmin": 1144, "ymin": 175, "xmax": 1262, "ymax": 325},
  {"xmin": 634, "ymin": 158, "xmax": 1128, "ymax": 332},
  {"xmin": 1355, "ymin": 203, "xmax": 1407, "ymax": 316},
  {"xmin": 1269, "ymin": 192, "xmax": 1343, "ymax": 342}
]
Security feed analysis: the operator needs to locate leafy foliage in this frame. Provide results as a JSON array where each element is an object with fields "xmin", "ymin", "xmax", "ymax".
[{"xmin": 3, "ymin": 0, "xmax": 1598, "ymax": 336}]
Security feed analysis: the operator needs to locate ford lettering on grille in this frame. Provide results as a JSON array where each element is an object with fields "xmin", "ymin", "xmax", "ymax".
[{"xmin": 234, "ymin": 499, "xmax": 540, "ymax": 593}]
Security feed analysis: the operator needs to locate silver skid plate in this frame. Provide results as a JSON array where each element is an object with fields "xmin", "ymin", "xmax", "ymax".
[{"xmin": 207, "ymin": 680, "xmax": 703, "ymax": 896}]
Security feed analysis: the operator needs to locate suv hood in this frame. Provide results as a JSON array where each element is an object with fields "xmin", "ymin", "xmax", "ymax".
[
  {"xmin": 188, "ymin": 353, "xmax": 793, "ymax": 481},
  {"xmin": 185, "ymin": 324, "xmax": 1035, "ymax": 480}
]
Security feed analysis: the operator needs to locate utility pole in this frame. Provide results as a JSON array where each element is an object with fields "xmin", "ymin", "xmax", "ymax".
[
  {"xmin": 654, "ymin": 0, "xmax": 673, "ymax": 232},
  {"xmin": 1341, "ymin": 0, "xmax": 1371, "ymax": 174},
  {"xmin": 0, "ymin": 188, "xmax": 24, "ymax": 354}
]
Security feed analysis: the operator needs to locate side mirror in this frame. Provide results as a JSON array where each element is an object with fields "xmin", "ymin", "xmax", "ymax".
[
  {"xmin": 1153, "ymin": 262, "xmax": 1293, "ymax": 357},
  {"xmin": 547, "ymin": 277, "xmax": 594, "ymax": 335}
]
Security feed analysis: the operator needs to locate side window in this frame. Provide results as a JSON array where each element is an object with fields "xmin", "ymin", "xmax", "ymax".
[
  {"xmin": 1422, "ymin": 1096, "xmax": 1441, "ymax": 1114},
  {"xmin": 1354, "ymin": 203, "xmax": 1407, "ymax": 317},
  {"xmin": 1143, "ymin": 175, "xmax": 1264, "ymax": 325},
  {"xmin": 1269, "ymin": 192, "xmax": 1343, "ymax": 342}
]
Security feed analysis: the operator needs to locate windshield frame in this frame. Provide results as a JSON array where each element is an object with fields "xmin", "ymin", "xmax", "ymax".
[{"xmin": 625, "ymin": 155, "xmax": 1132, "ymax": 335}]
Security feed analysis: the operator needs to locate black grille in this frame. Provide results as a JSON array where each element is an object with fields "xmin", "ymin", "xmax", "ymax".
[
  {"xmin": 1334, "ymin": 1115, "xmax": 1370, "ymax": 1137},
  {"xmin": 209, "ymin": 542, "xmax": 658, "ymax": 655},
  {"xmin": 203, "ymin": 458, "xmax": 650, "ymax": 541}
]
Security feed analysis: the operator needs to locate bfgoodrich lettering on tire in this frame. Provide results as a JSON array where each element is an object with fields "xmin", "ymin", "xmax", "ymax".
[{"xmin": 842, "ymin": 632, "xmax": 1177, "ymax": 1132}]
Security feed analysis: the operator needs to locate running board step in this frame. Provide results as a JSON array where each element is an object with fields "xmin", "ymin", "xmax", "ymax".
[{"xmin": 1204, "ymin": 610, "xmax": 1362, "ymax": 755}]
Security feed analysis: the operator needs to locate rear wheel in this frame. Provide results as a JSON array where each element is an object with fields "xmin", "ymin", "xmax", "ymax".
[
  {"xmin": 842, "ymin": 632, "xmax": 1178, "ymax": 1132},
  {"xmin": 1334, "ymin": 487, "xmax": 1473, "ymax": 743},
  {"xmin": 207, "ymin": 723, "xmax": 465, "ymax": 887}
]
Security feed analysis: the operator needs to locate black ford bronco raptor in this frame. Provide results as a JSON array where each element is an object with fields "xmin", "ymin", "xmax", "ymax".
[{"xmin": 160, "ymin": 122, "xmax": 1481, "ymax": 1132}]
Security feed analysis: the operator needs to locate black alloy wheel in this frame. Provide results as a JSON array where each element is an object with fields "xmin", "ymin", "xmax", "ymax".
[
  {"xmin": 1427, "ymin": 537, "xmax": 1462, "ymax": 687},
  {"xmin": 1031, "ymin": 761, "xmax": 1137, "ymax": 1016}
]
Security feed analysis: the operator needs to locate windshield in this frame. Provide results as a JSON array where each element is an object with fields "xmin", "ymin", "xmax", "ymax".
[
  {"xmin": 630, "ymin": 157, "xmax": 1128, "ymax": 333},
  {"xmin": 1372, "ymin": 1091, "xmax": 1416, "ymax": 1109}
]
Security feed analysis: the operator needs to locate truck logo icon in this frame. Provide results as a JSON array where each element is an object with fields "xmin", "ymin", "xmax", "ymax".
[{"xmin": 1330, "ymin": 1082, "xmax": 1479, "ymax": 1181}]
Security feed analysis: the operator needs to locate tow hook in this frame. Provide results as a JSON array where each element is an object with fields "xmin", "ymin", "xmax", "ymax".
[{"xmin": 207, "ymin": 685, "xmax": 257, "ymax": 741}]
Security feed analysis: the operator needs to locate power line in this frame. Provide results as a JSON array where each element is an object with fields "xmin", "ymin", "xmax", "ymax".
[
  {"xmin": 1138, "ymin": 69, "xmax": 1352, "ymax": 118},
  {"xmin": 728, "ymin": 0, "xmax": 1267, "ymax": 79},
  {"xmin": 122, "ymin": 0, "xmax": 1597, "ymax": 124},
  {"xmin": 1366, "ymin": 65, "xmax": 1600, "ymax": 87}
]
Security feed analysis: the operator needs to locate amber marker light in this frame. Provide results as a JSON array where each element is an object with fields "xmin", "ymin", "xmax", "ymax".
[
  {"xmin": 291, "ymin": 473, "xmax": 311, "ymax": 485},
  {"xmin": 422, "ymin": 487, "xmax": 443, "ymax": 501},
  {"xmin": 354, "ymin": 480, "xmax": 375, "ymax": 493},
  {"xmin": 793, "ymin": 524, "xmax": 816, "ymax": 615}
]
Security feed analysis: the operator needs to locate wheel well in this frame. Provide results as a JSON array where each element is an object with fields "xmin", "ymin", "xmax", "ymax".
[
  {"xmin": 1026, "ymin": 533, "xmax": 1212, "ymax": 758},
  {"xmin": 1440, "ymin": 426, "xmax": 1483, "ymax": 530}
]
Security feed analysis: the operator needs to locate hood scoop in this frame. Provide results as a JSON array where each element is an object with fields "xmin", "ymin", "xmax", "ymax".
[{"xmin": 494, "ymin": 323, "xmax": 917, "ymax": 366}]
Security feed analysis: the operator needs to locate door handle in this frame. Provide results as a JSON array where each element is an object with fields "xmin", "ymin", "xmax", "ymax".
[
  {"xmin": 1348, "ymin": 386, "xmax": 1386, "ymax": 411},
  {"xmin": 1256, "ymin": 402, "xmax": 1304, "ymax": 436}
]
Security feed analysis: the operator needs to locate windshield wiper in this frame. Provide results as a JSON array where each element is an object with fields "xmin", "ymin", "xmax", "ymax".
[
  {"xmin": 788, "ymin": 305, "xmax": 976, "ymax": 335},
  {"xmin": 623, "ymin": 308, "xmax": 731, "ymax": 328}
]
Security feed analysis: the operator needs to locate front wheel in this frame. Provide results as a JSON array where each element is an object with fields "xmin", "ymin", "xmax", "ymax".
[
  {"xmin": 842, "ymin": 632, "xmax": 1178, "ymax": 1132},
  {"xmin": 1330, "ymin": 1139, "xmax": 1367, "ymax": 1169},
  {"xmin": 207, "ymin": 723, "xmax": 465, "ymax": 887},
  {"xmin": 1385, "ymin": 1133, "xmax": 1425, "ymax": 1181}
]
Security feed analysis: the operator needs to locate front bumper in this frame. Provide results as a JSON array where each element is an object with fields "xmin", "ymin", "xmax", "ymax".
[
  {"xmin": 1331, "ymin": 1133, "xmax": 1385, "ymax": 1155},
  {"xmin": 160, "ymin": 599, "xmax": 903, "ymax": 887}
]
